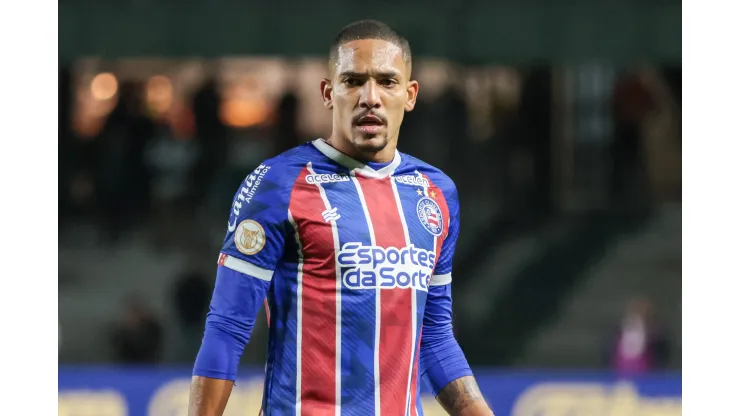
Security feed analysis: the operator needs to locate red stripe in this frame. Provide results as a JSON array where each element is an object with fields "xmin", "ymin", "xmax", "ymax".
[
  {"xmin": 422, "ymin": 174, "xmax": 450, "ymax": 270},
  {"xmin": 356, "ymin": 176, "xmax": 413, "ymax": 416},
  {"xmin": 290, "ymin": 167, "xmax": 337, "ymax": 416},
  {"xmin": 263, "ymin": 298, "xmax": 271, "ymax": 328},
  {"xmin": 409, "ymin": 325, "xmax": 423, "ymax": 416}
]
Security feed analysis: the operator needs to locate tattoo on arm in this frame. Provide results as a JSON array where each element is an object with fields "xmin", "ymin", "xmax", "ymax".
[{"xmin": 436, "ymin": 376, "xmax": 486, "ymax": 415}]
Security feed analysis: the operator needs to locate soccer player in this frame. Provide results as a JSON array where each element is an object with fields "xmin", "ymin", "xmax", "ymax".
[{"xmin": 189, "ymin": 20, "xmax": 495, "ymax": 416}]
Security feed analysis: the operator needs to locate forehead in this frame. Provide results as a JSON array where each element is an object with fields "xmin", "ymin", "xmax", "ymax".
[{"xmin": 334, "ymin": 39, "xmax": 407, "ymax": 76}]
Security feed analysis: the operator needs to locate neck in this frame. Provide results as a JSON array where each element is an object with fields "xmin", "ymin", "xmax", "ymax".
[{"xmin": 324, "ymin": 135, "xmax": 396, "ymax": 163}]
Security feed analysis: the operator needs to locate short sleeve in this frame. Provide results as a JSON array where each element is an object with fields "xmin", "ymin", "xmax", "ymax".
[
  {"xmin": 220, "ymin": 163, "xmax": 291, "ymax": 280},
  {"xmin": 430, "ymin": 183, "xmax": 459, "ymax": 284}
]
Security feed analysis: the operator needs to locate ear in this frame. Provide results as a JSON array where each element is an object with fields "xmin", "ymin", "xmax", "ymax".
[
  {"xmin": 320, "ymin": 78, "xmax": 333, "ymax": 110},
  {"xmin": 404, "ymin": 80, "xmax": 419, "ymax": 112}
]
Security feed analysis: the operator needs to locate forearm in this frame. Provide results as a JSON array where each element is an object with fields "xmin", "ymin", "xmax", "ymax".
[
  {"xmin": 189, "ymin": 330, "xmax": 240, "ymax": 416},
  {"xmin": 419, "ymin": 286, "xmax": 493, "ymax": 415},
  {"xmin": 188, "ymin": 376, "xmax": 234, "ymax": 416},
  {"xmin": 436, "ymin": 376, "xmax": 494, "ymax": 416},
  {"xmin": 193, "ymin": 265, "xmax": 268, "ymax": 379},
  {"xmin": 420, "ymin": 333, "xmax": 493, "ymax": 415},
  {"xmin": 191, "ymin": 265, "xmax": 269, "ymax": 413}
]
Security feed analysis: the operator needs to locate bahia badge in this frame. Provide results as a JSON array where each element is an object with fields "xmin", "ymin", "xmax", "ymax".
[
  {"xmin": 417, "ymin": 197, "xmax": 444, "ymax": 237},
  {"xmin": 235, "ymin": 220, "xmax": 266, "ymax": 255}
]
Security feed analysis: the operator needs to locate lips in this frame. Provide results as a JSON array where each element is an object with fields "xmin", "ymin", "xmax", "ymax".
[{"xmin": 356, "ymin": 115, "xmax": 384, "ymax": 126}]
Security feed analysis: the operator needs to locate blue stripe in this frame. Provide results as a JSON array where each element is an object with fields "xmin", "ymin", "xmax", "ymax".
[
  {"xmin": 394, "ymin": 179, "xmax": 437, "ymax": 416},
  {"xmin": 315, "ymin": 164, "xmax": 377, "ymax": 416},
  {"xmin": 394, "ymin": 180, "xmax": 437, "ymax": 288},
  {"xmin": 263, "ymin": 239, "xmax": 301, "ymax": 415},
  {"xmin": 413, "ymin": 288, "xmax": 428, "ymax": 415}
]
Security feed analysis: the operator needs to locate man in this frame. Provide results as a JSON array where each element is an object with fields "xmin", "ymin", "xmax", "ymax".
[{"xmin": 189, "ymin": 20, "xmax": 494, "ymax": 416}]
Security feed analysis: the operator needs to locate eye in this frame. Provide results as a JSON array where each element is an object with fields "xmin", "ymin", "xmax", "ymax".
[
  {"xmin": 344, "ymin": 78, "xmax": 363, "ymax": 87},
  {"xmin": 379, "ymin": 79, "xmax": 397, "ymax": 87}
]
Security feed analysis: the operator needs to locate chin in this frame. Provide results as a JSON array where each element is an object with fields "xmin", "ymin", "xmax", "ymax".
[{"xmin": 353, "ymin": 135, "xmax": 388, "ymax": 153}]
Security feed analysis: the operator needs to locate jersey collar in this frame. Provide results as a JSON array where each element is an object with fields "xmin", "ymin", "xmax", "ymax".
[{"xmin": 312, "ymin": 138, "xmax": 401, "ymax": 179}]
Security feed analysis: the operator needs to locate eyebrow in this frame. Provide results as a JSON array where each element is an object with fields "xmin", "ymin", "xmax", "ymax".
[{"xmin": 339, "ymin": 70, "xmax": 400, "ymax": 79}]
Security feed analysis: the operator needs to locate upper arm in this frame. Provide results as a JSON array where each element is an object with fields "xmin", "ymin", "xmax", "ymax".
[
  {"xmin": 420, "ymin": 181, "xmax": 471, "ymax": 394},
  {"xmin": 424, "ymin": 180, "xmax": 460, "ymax": 325},
  {"xmin": 211, "ymin": 162, "xmax": 293, "ymax": 322},
  {"xmin": 193, "ymin": 163, "xmax": 293, "ymax": 380},
  {"xmin": 424, "ymin": 179, "xmax": 460, "ymax": 326},
  {"xmin": 220, "ymin": 163, "xmax": 291, "ymax": 277},
  {"xmin": 430, "ymin": 181, "xmax": 460, "ymax": 283}
]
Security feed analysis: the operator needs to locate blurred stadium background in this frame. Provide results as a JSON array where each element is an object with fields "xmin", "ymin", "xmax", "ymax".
[{"xmin": 58, "ymin": 1, "xmax": 681, "ymax": 415}]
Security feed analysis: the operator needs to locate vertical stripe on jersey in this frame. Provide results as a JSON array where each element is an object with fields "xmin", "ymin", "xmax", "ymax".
[
  {"xmin": 288, "ymin": 210, "xmax": 304, "ymax": 416},
  {"xmin": 393, "ymin": 175, "xmax": 428, "ymax": 416},
  {"xmin": 308, "ymin": 163, "xmax": 344, "ymax": 416},
  {"xmin": 350, "ymin": 174, "xmax": 381, "ymax": 416},
  {"xmin": 354, "ymin": 175, "xmax": 414, "ymax": 416},
  {"xmin": 408, "ymin": 330, "xmax": 423, "ymax": 416},
  {"xmin": 420, "ymin": 173, "xmax": 451, "ymax": 271},
  {"xmin": 390, "ymin": 178, "xmax": 418, "ymax": 416},
  {"xmin": 318, "ymin": 171, "xmax": 376, "ymax": 415},
  {"xmin": 263, "ymin": 213, "xmax": 301, "ymax": 416},
  {"xmin": 419, "ymin": 172, "xmax": 452, "ymax": 416},
  {"xmin": 393, "ymin": 171, "xmax": 452, "ymax": 416},
  {"xmin": 289, "ymin": 165, "xmax": 338, "ymax": 416}
]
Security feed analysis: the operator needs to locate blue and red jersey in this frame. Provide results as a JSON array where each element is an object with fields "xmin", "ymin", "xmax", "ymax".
[{"xmin": 194, "ymin": 139, "xmax": 472, "ymax": 416}]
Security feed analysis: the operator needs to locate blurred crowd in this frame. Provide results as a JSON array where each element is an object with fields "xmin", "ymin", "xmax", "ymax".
[
  {"xmin": 59, "ymin": 70, "xmax": 267, "ymax": 250},
  {"xmin": 109, "ymin": 272, "xmax": 212, "ymax": 364},
  {"xmin": 58, "ymin": 62, "xmax": 681, "ymax": 369},
  {"xmin": 104, "ymin": 291, "xmax": 674, "ymax": 374},
  {"xmin": 59, "ymin": 63, "xmax": 681, "ymax": 244},
  {"xmin": 59, "ymin": 63, "xmax": 681, "ymax": 237}
]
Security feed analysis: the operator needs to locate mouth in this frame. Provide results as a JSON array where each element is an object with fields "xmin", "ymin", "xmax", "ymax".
[
  {"xmin": 354, "ymin": 115, "xmax": 386, "ymax": 135},
  {"xmin": 355, "ymin": 115, "xmax": 385, "ymax": 126}
]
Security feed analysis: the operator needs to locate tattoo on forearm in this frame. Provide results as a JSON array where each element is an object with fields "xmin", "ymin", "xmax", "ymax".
[{"xmin": 436, "ymin": 376, "xmax": 486, "ymax": 415}]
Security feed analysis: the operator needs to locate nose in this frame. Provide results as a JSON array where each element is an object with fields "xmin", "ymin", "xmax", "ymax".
[{"xmin": 359, "ymin": 79, "xmax": 381, "ymax": 109}]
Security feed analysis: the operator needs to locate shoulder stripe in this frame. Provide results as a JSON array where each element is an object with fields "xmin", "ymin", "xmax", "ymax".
[
  {"xmin": 218, "ymin": 253, "xmax": 274, "ymax": 281},
  {"xmin": 429, "ymin": 273, "xmax": 452, "ymax": 286}
]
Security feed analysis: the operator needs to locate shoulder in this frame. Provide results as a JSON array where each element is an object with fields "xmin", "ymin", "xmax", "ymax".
[
  {"xmin": 251, "ymin": 143, "xmax": 317, "ymax": 186},
  {"xmin": 227, "ymin": 143, "xmax": 318, "ymax": 222},
  {"xmin": 398, "ymin": 152, "xmax": 458, "ymax": 200},
  {"xmin": 235, "ymin": 142, "xmax": 321, "ymax": 199}
]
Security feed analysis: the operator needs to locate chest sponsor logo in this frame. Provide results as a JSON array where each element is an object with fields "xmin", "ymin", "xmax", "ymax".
[
  {"xmin": 306, "ymin": 173, "xmax": 350, "ymax": 184},
  {"xmin": 394, "ymin": 175, "xmax": 430, "ymax": 187},
  {"xmin": 338, "ymin": 242, "xmax": 436, "ymax": 291}
]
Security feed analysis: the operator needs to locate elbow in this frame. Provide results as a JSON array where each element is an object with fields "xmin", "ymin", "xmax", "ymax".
[
  {"xmin": 419, "ymin": 327, "xmax": 472, "ymax": 396},
  {"xmin": 192, "ymin": 314, "xmax": 253, "ymax": 381},
  {"xmin": 205, "ymin": 312, "xmax": 252, "ymax": 348}
]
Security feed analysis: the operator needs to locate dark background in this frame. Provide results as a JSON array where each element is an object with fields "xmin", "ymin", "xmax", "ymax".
[{"xmin": 58, "ymin": 0, "xmax": 681, "ymax": 376}]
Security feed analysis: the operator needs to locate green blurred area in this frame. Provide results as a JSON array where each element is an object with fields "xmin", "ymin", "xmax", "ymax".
[{"xmin": 59, "ymin": 1, "xmax": 681, "ymax": 63}]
